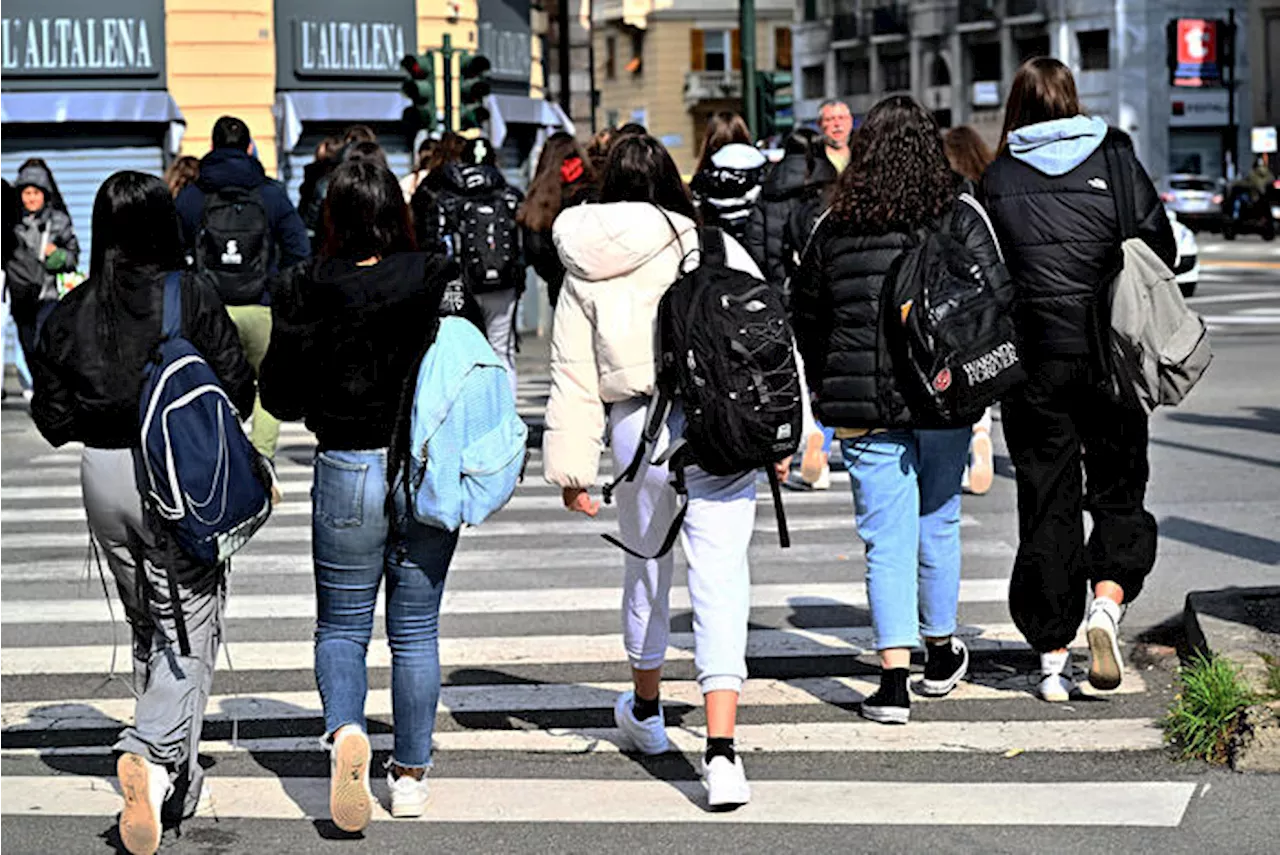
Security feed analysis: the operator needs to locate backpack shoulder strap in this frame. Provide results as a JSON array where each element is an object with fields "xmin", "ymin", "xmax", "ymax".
[
  {"xmin": 162, "ymin": 272, "xmax": 183, "ymax": 340},
  {"xmin": 699, "ymin": 226, "xmax": 727, "ymax": 268},
  {"xmin": 1101, "ymin": 134, "xmax": 1138, "ymax": 241}
]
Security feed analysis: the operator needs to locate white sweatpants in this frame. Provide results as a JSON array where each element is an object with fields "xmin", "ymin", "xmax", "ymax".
[
  {"xmin": 474, "ymin": 288, "xmax": 519, "ymax": 398},
  {"xmin": 609, "ymin": 398, "xmax": 757, "ymax": 696}
]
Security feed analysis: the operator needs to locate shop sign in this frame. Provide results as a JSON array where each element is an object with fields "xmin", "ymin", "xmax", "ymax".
[
  {"xmin": 1253, "ymin": 127, "xmax": 1278, "ymax": 155},
  {"xmin": 479, "ymin": 0, "xmax": 532, "ymax": 92},
  {"xmin": 276, "ymin": 0, "xmax": 416, "ymax": 89},
  {"xmin": 0, "ymin": 0, "xmax": 164, "ymax": 88},
  {"xmin": 1170, "ymin": 90, "xmax": 1229, "ymax": 128},
  {"xmin": 1172, "ymin": 19, "xmax": 1221, "ymax": 88}
]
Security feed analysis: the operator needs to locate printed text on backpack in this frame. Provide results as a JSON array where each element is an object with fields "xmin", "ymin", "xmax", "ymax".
[{"xmin": 196, "ymin": 186, "xmax": 271, "ymax": 305}]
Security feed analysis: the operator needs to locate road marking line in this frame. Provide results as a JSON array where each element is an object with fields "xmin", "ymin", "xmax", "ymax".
[{"xmin": 1185, "ymin": 292, "xmax": 1280, "ymax": 305}]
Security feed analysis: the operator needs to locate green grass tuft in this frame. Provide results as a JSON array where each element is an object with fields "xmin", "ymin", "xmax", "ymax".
[
  {"xmin": 1161, "ymin": 651, "xmax": 1258, "ymax": 764},
  {"xmin": 1260, "ymin": 652, "xmax": 1280, "ymax": 700}
]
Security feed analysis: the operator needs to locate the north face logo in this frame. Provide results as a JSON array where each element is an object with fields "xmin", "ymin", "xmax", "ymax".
[
  {"xmin": 1088, "ymin": 177, "xmax": 1109, "ymax": 191},
  {"xmin": 221, "ymin": 240, "xmax": 243, "ymax": 265}
]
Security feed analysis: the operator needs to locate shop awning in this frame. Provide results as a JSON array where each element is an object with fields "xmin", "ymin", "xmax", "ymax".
[
  {"xmin": 275, "ymin": 90, "xmax": 411, "ymax": 152},
  {"xmin": 0, "ymin": 90, "xmax": 184, "ymax": 125},
  {"xmin": 488, "ymin": 95, "xmax": 575, "ymax": 148}
]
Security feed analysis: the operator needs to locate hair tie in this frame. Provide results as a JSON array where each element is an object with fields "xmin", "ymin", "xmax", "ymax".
[{"xmin": 560, "ymin": 156, "xmax": 584, "ymax": 184}]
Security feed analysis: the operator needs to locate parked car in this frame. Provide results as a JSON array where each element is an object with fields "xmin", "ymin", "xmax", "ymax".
[
  {"xmin": 1168, "ymin": 209, "xmax": 1200, "ymax": 298},
  {"xmin": 1159, "ymin": 174, "xmax": 1224, "ymax": 232}
]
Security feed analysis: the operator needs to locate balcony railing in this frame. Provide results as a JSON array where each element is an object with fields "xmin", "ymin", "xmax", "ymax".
[{"xmin": 684, "ymin": 70, "xmax": 742, "ymax": 109}]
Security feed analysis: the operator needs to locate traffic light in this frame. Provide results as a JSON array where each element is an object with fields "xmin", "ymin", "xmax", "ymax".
[
  {"xmin": 401, "ymin": 52, "xmax": 438, "ymax": 133},
  {"xmin": 459, "ymin": 52, "xmax": 492, "ymax": 131},
  {"xmin": 756, "ymin": 70, "xmax": 795, "ymax": 141}
]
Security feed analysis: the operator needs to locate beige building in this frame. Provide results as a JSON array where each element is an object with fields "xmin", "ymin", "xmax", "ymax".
[{"xmin": 592, "ymin": 0, "xmax": 794, "ymax": 174}]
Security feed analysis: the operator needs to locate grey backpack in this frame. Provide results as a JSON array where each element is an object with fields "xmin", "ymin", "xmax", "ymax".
[{"xmin": 1103, "ymin": 140, "xmax": 1212, "ymax": 413}]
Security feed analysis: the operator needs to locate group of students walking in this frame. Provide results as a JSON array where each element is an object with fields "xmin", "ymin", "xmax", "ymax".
[{"xmin": 21, "ymin": 56, "xmax": 1179, "ymax": 852}]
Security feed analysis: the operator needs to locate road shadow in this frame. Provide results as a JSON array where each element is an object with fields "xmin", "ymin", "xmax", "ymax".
[
  {"xmin": 1166, "ymin": 406, "xmax": 1280, "ymax": 437},
  {"xmin": 1160, "ymin": 515, "xmax": 1280, "ymax": 565}
]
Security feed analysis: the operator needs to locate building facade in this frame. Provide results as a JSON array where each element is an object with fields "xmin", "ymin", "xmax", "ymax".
[
  {"xmin": 1249, "ymin": 0, "xmax": 1280, "ymax": 162},
  {"xmin": 591, "ymin": 0, "xmax": 795, "ymax": 174},
  {"xmin": 793, "ymin": 0, "xmax": 1254, "ymax": 180}
]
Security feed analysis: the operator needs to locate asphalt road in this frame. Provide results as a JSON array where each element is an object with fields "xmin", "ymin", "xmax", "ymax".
[{"xmin": 2, "ymin": 244, "xmax": 1278, "ymax": 854}]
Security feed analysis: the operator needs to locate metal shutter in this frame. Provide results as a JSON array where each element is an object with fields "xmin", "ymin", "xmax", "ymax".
[{"xmin": 1, "ymin": 143, "xmax": 165, "ymax": 268}]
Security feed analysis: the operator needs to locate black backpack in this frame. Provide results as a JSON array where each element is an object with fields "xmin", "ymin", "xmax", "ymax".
[
  {"xmin": 603, "ymin": 227, "xmax": 801, "ymax": 559},
  {"xmin": 443, "ymin": 189, "xmax": 521, "ymax": 294},
  {"xmin": 881, "ymin": 195, "xmax": 1025, "ymax": 427},
  {"xmin": 196, "ymin": 186, "xmax": 271, "ymax": 305}
]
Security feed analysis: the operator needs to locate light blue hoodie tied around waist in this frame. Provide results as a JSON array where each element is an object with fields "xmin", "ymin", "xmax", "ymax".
[{"xmin": 1007, "ymin": 115, "xmax": 1109, "ymax": 177}]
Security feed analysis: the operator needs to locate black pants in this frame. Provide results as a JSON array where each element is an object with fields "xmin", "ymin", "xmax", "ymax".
[{"xmin": 1002, "ymin": 358, "xmax": 1157, "ymax": 652}]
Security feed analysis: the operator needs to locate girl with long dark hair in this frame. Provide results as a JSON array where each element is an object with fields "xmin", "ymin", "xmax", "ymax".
[
  {"xmin": 980, "ymin": 58, "xmax": 1175, "ymax": 701},
  {"xmin": 261, "ymin": 160, "xmax": 476, "ymax": 828},
  {"xmin": 518, "ymin": 131, "xmax": 596, "ymax": 308},
  {"xmin": 689, "ymin": 111, "xmax": 767, "ymax": 241},
  {"xmin": 544, "ymin": 134, "xmax": 782, "ymax": 809},
  {"xmin": 30, "ymin": 171, "xmax": 255, "ymax": 855},
  {"xmin": 792, "ymin": 96, "xmax": 1011, "ymax": 724}
]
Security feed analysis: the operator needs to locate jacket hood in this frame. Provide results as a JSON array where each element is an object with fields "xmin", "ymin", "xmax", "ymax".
[
  {"xmin": 1007, "ymin": 116, "xmax": 1108, "ymax": 177},
  {"xmin": 711, "ymin": 143, "xmax": 767, "ymax": 172},
  {"xmin": 197, "ymin": 148, "xmax": 268, "ymax": 191},
  {"xmin": 554, "ymin": 202, "xmax": 696, "ymax": 282},
  {"xmin": 692, "ymin": 144, "xmax": 768, "ymax": 210},
  {"xmin": 15, "ymin": 163, "xmax": 54, "ymax": 197},
  {"xmin": 440, "ymin": 163, "xmax": 508, "ymax": 195},
  {"xmin": 760, "ymin": 152, "xmax": 837, "ymax": 201}
]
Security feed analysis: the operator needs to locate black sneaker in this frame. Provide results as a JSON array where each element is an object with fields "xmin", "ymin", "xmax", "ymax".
[
  {"xmin": 919, "ymin": 637, "xmax": 969, "ymax": 698},
  {"xmin": 860, "ymin": 668, "xmax": 910, "ymax": 724}
]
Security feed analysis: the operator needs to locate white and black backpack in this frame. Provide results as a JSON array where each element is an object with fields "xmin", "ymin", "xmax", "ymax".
[{"xmin": 603, "ymin": 227, "xmax": 802, "ymax": 559}]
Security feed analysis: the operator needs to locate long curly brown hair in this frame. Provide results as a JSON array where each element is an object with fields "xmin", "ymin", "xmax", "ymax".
[{"xmin": 829, "ymin": 96, "xmax": 958, "ymax": 234}]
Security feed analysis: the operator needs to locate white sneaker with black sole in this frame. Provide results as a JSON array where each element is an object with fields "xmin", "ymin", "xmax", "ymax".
[
  {"xmin": 918, "ymin": 638, "xmax": 969, "ymax": 697},
  {"xmin": 613, "ymin": 691, "xmax": 671, "ymax": 754},
  {"xmin": 1086, "ymin": 597, "xmax": 1125, "ymax": 691},
  {"xmin": 701, "ymin": 755, "xmax": 751, "ymax": 810}
]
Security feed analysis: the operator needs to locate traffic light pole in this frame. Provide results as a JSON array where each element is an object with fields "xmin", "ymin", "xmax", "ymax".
[
  {"xmin": 443, "ymin": 33, "xmax": 455, "ymax": 133},
  {"xmin": 1225, "ymin": 8, "xmax": 1237, "ymax": 178},
  {"xmin": 741, "ymin": 0, "xmax": 758, "ymax": 140}
]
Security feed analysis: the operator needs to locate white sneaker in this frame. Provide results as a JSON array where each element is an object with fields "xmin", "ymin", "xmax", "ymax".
[
  {"xmin": 195, "ymin": 779, "xmax": 215, "ymax": 817},
  {"xmin": 701, "ymin": 755, "xmax": 751, "ymax": 810},
  {"xmin": 967, "ymin": 430, "xmax": 995, "ymax": 495},
  {"xmin": 806, "ymin": 463, "xmax": 831, "ymax": 491},
  {"xmin": 1086, "ymin": 597, "xmax": 1125, "ymax": 691},
  {"xmin": 386, "ymin": 768, "xmax": 429, "ymax": 818},
  {"xmin": 117, "ymin": 753, "xmax": 168, "ymax": 855},
  {"xmin": 1038, "ymin": 671, "xmax": 1074, "ymax": 702},
  {"xmin": 800, "ymin": 431, "xmax": 827, "ymax": 484},
  {"xmin": 613, "ymin": 691, "xmax": 671, "ymax": 755},
  {"xmin": 329, "ymin": 725, "xmax": 374, "ymax": 832}
]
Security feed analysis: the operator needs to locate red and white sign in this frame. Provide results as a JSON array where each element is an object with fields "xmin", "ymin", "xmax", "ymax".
[{"xmin": 1174, "ymin": 19, "xmax": 1221, "ymax": 88}]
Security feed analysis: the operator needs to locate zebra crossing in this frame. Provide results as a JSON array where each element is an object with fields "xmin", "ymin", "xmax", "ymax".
[{"xmin": 0, "ymin": 381, "xmax": 1195, "ymax": 842}]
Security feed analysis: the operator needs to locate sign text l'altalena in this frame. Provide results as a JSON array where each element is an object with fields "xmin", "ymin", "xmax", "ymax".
[{"xmin": 1, "ymin": 17, "xmax": 155, "ymax": 71}]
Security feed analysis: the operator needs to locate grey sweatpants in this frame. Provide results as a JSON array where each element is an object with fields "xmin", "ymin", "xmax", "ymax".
[
  {"xmin": 474, "ymin": 287, "xmax": 519, "ymax": 398},
  {"xmin": 81, "ymin": 447, "xmax": 225, "ymax": 818}
]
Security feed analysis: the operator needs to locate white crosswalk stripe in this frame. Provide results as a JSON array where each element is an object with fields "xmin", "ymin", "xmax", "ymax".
[{"xmin": 0, "ymin": 376, "xmax": 1183, "ymax": 834}]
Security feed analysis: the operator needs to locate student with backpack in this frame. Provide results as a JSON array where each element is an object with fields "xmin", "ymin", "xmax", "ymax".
[
  {"xmin": 424, "ymin": 137, "xmax": 525, "ymax": 396},
  {"xmin": 175, "ymin": 116, "xmax": 311, "ymax": 467},
  {"xmin": 690, "ymin": 112, "xmax": 768, "ymax": 243},
  {"xmin": 518, "ymin": 132, "xmax": 597, "ymax": 309},
  {"xmin": 29, "ymin": 172, "xmax": 256, "ymax": 855},
  {"xmin": 545, "ymin": 134, "xmax": 795, "ymax": 809},
  {"xmin": 792, "ymin": 96, "xmax": 1016, "ymax": 725},
  {"xmin": 260, "ymin": 160, "xmax": 483, "ymax": 829},
  {"xmin": 980, "ymin": 59, "xmax": 1177, "ymax": 700}
]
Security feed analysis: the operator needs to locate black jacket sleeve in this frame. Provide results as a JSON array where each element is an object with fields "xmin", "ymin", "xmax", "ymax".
[
  {"xmin": 259, "ymin": 262, "xmax": 314, "ymax": 422},
  {"xmin": 411, "ymin": 184, "xmax": 442, "ymax": 253},
  {"xmin": 184, "ymin": 274, "xmax": 256, "ymax": 417},
  {"xmin": 790, "ymin": 222, "xmax": 832, "ymax": 393},
  {"xmin": 264, "ymin": 182, "xmax": 312, "ymax": 269},
  {"xmin": 29, "ymin": 306, "xmax": 78, "ymax": 447},
  {"xmin": 951, "ymin": 196, "xmax": 1014, "ymax": 309},
  {"xmin": 523, "ymin": 226, "xmax": 562, "ymax": 287},
  {"xmin": 742, "ymin": 203, "xmax": 774, "ymax": 285},
  {"xmin": 1127, "ymin": 146, "xmax": 1178, "ymax": 269}
]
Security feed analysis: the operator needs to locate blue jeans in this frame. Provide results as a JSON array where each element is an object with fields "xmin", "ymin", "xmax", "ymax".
[
  {"xmin": 842, "ymin": 429, "xmax": 971, "ymax": 650},
  {"xmin": 312, "ymin": 449, "xmax": 460, "ymax": 769}
]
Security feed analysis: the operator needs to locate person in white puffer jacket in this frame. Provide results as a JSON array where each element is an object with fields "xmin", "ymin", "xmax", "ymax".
[{"xmin": 544, "ymin": 133, "xmax": 778, "ymax": 811}]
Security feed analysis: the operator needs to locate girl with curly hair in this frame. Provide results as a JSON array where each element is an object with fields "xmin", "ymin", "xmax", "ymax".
[{"xmin": 792, "ymin": 96, "xmax": 1012, "ymax": 724}]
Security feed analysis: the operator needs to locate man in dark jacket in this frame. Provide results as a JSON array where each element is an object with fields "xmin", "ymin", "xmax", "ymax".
[
  {"xmin": 744, "ymin": 130, "xmax": 837, "ymax": 292},
  {"xmin": 175, "ymin": 116, "xmax": 310, "ymax": 463}
]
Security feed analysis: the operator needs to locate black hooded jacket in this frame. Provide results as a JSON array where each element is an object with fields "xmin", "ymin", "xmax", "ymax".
[
  {"xmin": 31, "ymin": 268, "xmax": 254, "ymax": 449},
  {"xmin": 415, "ymin": 163, "xmax": 525, "ymax": 293},
  {"xmin": 792, "ymin": 196, "xmax": 1012, "ymax": 429},
  {"xmin": 6, "ymin": 162, "xmax": 79, "ymax": 311},
  {"xmin": 743, "ymin": 153, "xmax": 837, "ymax": 290},
  {"xmin": 979, "ymin": 129, "xmax": 1176, "ymax": 358}
]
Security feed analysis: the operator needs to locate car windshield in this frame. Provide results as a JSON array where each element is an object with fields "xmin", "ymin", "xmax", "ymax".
[{"xmin": 1170, "ymin": 179, "xmax": 1217, "ymax": 192}]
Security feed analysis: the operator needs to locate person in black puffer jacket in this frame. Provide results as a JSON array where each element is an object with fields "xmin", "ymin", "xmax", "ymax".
[
  {"xmin": 743, "ymin": 127, "xmax": 837, "ymax": 293},
  {"xmin": 31, "ymin": 172, "xmax": 254, "ymax": 845},
  {"xmin": 518, "ymin": 131, "xmax": 596, "ymax": 309},
  {"xmin": 979, "ymin": 58, "xmax": 1176, "ymax": 702},
  {"xmin": 792, "ymin": 96, "xmax": 1011, "ymax": 726},
  {"xmin": 690, "ymin": 112, "xmax": 768, "ymax": 243}
]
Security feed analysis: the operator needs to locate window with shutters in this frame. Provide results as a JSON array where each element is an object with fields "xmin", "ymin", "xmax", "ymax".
[
  {"xmin": 691, "ymin": 29, "xmax": 739, "ymax": 74},
  {"xmin": 775, "ymin": 27, "xmax": 793, "ymax": 70}
]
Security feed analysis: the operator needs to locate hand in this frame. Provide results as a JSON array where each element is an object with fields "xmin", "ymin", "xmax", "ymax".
[
  {"xmin": 562, "ymin": 487, "xmax": 600, "ymax": 517},
  {"xmin": 774, "ymin": 456, "xmax": 793, "ymax": 482},
  {"xmin": 43, "ymin": 243, "xmax": 57, "ymax": 257}
]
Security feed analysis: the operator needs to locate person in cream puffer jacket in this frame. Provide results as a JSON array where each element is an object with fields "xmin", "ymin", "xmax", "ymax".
[{"xmin": 541, "ymin": 133, "xmax": 767, "ymax": 810}]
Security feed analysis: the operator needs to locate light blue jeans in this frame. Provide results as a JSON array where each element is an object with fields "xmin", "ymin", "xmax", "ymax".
[
  {"xmin": 842, "ymin": 429, "xmax": 972, "ymax": 650},
  {"xmin": 312, "ymin": 449, "xmax": 460, "ymax": 769}
]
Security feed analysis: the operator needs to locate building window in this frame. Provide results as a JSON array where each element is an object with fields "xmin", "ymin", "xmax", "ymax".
[
  {"xmin": 970, "ymin": 42, "xmax": 1001, "ymax": 82},
  {"xmin": 605, "ymin": 35, "xmax": 617, "ymax": 80},
  {"xmin": 775, "ymin": 26, "xmax": 793, "ymax": 70},
  {"xmin": 802, "ymin": 64, "xmax": 826, "ymax": 99},
  {"xmin": 1078, "ymin": 30, "xmax": 1110, "ymax": 70},
  {"xmin": 882, "ymin": 52, "xmax": 910, "ymax": 92},
  {"xmin": 690, "ymin": 29, "xmax": 740, "ymax": 73},
  {"xmin": 606, "ymin": 109, "xmax": 620, "ymax": 128},
  {"xmin": 1018, "ymin": 35, "xmax": 1051, "ymax": 62}
]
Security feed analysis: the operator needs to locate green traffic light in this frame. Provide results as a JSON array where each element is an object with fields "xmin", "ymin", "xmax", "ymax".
[{"xmin": 401, "ymin": 51, "xmax": 438, "ymax": 133}]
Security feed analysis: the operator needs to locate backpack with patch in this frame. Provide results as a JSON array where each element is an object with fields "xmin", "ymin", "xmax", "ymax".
[
  {"xmin": 196, "ymin": 186, "xmax": 272, "ymax": 305},
  {"xmin": 409, "ymin": 316, "xmax": 528, "ymax": 531},
  {"xmin": 444, "ymin": 188, "xmax": 521, "ymax": 294},
  {"xmin": 603, "ymin": 227, "xmax": 801, "ymax": 559},
  {"xmin": 139, "ymin": 273, "xmax": 273, "ymax": 570},
  {"xmin": 881, "ymin": 194, "xmax": 1025, "ymax": 427}
]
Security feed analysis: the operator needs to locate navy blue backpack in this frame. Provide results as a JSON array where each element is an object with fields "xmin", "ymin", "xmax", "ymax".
[{"xmin": 138, "ymin": 273, "xmax": 272, "ymax": 568}]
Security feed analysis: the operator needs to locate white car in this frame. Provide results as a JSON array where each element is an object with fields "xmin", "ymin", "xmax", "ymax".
[{"xmin": 1168, "ymin": 209, "xmax": 1199, "ymax": 298}]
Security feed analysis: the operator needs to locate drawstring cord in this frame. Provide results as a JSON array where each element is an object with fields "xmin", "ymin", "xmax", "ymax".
[{"xmin": 88, "ymin": 531, "xmax": 138, "ymax": 699}]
